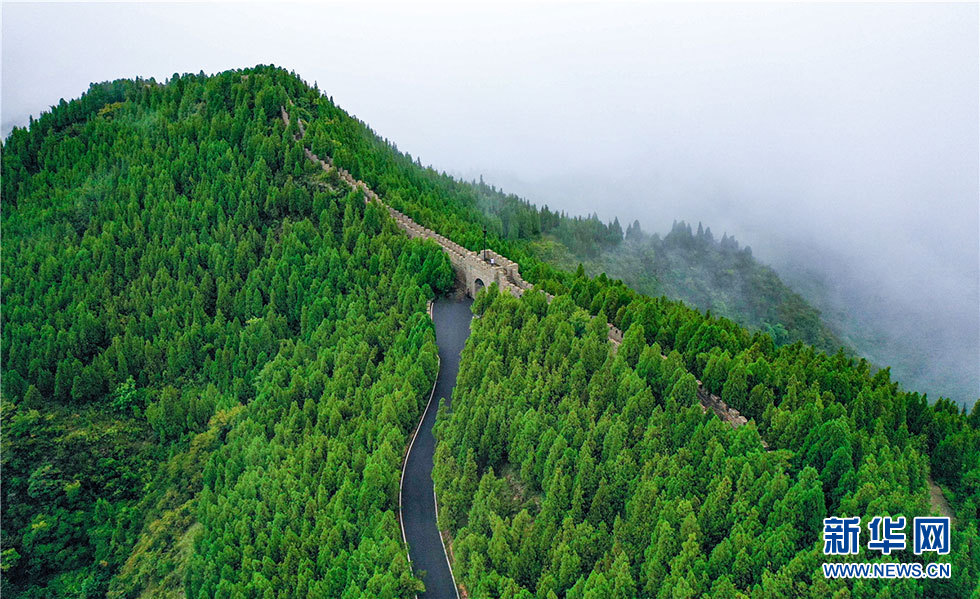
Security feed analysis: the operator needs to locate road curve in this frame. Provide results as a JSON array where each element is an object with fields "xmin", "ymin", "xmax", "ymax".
[{"xmin": 401, "ymin": 297, "xmax": 473, "ymax": 599}]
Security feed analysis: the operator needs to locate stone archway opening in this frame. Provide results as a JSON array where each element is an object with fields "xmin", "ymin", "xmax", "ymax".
[{"xmin": 472, "ymin": 278, "xmax": 486, "ymax": 297}]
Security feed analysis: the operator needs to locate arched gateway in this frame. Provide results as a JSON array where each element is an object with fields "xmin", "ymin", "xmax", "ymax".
[{"xmin": 384, "ymin": 205, "xmax": 532, "ymax": 300}]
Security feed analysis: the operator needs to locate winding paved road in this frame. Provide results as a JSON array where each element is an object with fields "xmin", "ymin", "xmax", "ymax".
[{"xmin": 402, "ymin": 298, "xmax": 473, "ymax": 599}]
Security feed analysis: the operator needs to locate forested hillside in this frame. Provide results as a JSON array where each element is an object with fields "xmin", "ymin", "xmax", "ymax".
[
  {"xmin": 1, "ymin": 67, "xmax": 453, "ymax": 597},
  {"xmin": 2, "ymin": 65, "xmax": 978, "ymax": 598},
  {"xmin": 530, "ymin": 218, "xmax": 841, "ymax": 350},
  {"xmin": 433, "ymin": 286, "xmax": 979, "ymax": 598}
]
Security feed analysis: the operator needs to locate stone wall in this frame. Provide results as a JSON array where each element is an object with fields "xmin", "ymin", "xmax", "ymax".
[{"xmin": 282, "ymin": 106, "xmax": 752, "ymax": 433}]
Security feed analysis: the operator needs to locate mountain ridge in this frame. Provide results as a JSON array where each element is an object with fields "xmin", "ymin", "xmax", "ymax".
[{"xmin": 2, "ymin": 66, "xmax": 978, "ymax": 599}]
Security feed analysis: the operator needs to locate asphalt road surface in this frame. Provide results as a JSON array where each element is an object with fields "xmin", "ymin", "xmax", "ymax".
[{"xmin": 402, "ymin": 297, "xmax": 473, "ymax": 599}]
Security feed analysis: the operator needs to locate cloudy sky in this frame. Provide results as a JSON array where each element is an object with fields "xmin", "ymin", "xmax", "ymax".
[{"xmin": 2, "ymin": 1, "xmax": 977, "ymax": 402}]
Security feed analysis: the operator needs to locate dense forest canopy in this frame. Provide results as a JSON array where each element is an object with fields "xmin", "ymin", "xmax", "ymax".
[
  {"xmin": 434, "ymin": 286, "xmax": 979, "ymax": 598},
  {"xmin": 2, "ymin": 66, "xmax": 453, "ymax": 598},
  {"xmin": 2, "ymin": 66, "xmax": 978, "ymax": 598}
]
